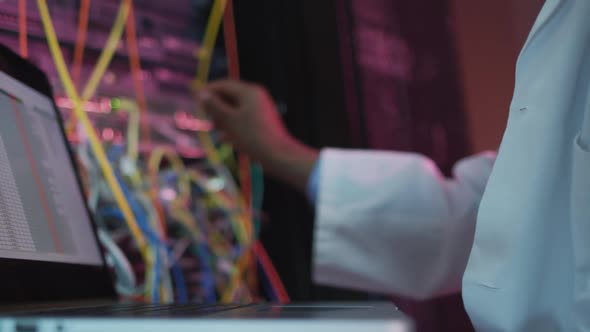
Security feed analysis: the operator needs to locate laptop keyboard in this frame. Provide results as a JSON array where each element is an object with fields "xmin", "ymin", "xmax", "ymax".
[{"xmin": 18, "ymin": 303, "xmax": 251, "ymax": 318}]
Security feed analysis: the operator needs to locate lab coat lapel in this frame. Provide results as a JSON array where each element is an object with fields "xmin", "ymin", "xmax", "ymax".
[{"xmin": 521, "ymin": 0, "xmax": 564, "ymax": 54}]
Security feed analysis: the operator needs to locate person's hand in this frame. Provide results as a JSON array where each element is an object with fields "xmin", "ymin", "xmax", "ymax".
[
  {"xmin": 199, "ymin": 80, "xmax": 318, "ymax": 192},
  {"xmin": 198, "ymin": 80, "xmax": 291, "ymax": 164}
]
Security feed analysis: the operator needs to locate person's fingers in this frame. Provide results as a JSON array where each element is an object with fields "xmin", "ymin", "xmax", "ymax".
[
  {"xmin": 207, "ymin": 79, "xmax": 246, "ymax": 93},
  {"xmin": 199, "ymin": 88, "xmax": 233, "ymax": 125},
  {"xmin": 207, "ymin": 79, "xmax": 251, "ymax": 100}
]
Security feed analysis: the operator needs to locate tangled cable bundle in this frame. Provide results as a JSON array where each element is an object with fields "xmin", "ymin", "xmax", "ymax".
[{"xmin": 27, "ymin": 0, "xmax": 289, "ymax": 304}]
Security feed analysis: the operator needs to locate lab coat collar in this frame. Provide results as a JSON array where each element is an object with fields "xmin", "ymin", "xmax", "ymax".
[{"xmin": 521, "ymin": 0, "xmax": 564, "ymax": 54}]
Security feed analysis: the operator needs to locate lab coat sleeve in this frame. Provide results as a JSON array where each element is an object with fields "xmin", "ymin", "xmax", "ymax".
[
  {"xmin": 306, "ymin": 158, "xmax": 322, "ymax": 204},
  {"xmin": 312, "ymin": 149, "xmax": 495, "ymax": 300}
]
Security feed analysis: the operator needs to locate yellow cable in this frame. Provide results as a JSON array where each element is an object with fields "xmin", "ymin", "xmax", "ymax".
[
  {"xmin": 116, "ymin": 99, "xmax": 140, "ymax": 163},
  {"xmin": 148, "ymin": 147, "xmax": 186, "ymax": 174},
  {"xmin": 195, "ymin": 0, "xmax": 253, "ymax": 244},
  {"xmin": 221, "ymin": 253, "xmax": 251, "ymax": 302},
  {"xmin": 221, "ymin": 0, "xmax": 255, "ymax": 254},
  {"xmin": 66, "ymin": 0, "xmax": 129, "ymax": 133},
  {"xmin": 147, "ymin": 146, "xmax": 188, "ymax": 240},
  {"xmin": 195, "ymin": 0, "xmax": 227, "ymax": 87},
  {"xmin": 37, "ymin": 0, "xmax": 148, "ymax": 256},
  {"xmin": 193, "ymin": 0, "xmax": 227, "ymax": 167},
  {"xmin": 81, "ymin": 1, "xmax": 131, "ymax": 101}
]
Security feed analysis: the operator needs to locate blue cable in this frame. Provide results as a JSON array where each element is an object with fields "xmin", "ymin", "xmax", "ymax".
[
  {"xmin": 168, "ymin": 250, "xmax": 188, "ymax": 303},
  {"xmin": 101, "ymin": 204, "xmax": 190, "ymax": 303},
  {"xmin": 152, "ymin": 248, "xmax": 161, "ymax": 303},
  {"xmin": 104, "ymin": 147, "xmax": 189, "ymax": 303},
  {"xmin": 197, "ymin": 243, "xmax": 217, "ymax": 303},
  {"xmin": 190, "ymin": 200, "xmax": 217, "ymax": 303},
  {"xmin": 100, "ymin": 207, "xmax": 158, "ymax": 301},
  {"xmin": 140, "ymin": 194, "xmax": 188, "ymax": 302},
  {"xmin": 110, "ymin": 170, "xmax": 161, "ymax": 302},
  {"xmin": 185, "ymin": 229, "xmax": 216, "ymax": 302}
]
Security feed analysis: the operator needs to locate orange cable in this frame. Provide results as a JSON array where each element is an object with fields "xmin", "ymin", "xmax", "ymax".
[
  {"xmin": 67, "ymin": 0, "xmax": 91, "ymax": 136},
  {"xmin": 18, "ymin": 0, "xmax": 28, "ymax": 58},
  {"xmin": 223, "ymin": 0, "xmax": 253, "ymax": 230},
  {"xmin": 254, "ymin": 241, "xmax": 290, "ymax": 303},
  {"xmin": 126, "ymin": 2, "xmax": 163, "ymax": 238},
  {"xmin": 223, "ymin": 0, "xmax": 240, "ymax": 79},
  {"xmin": 125, "ymin": 2, "xmax": 151, "ymax": 143},
  {"xmin": 148, "ymin": 167, "xmax": 168, "ymax": 239},
  {"xmin": 222, "ymin": 0, "xmax": 259, "ymax": 295},
  {"xmin": 72, "ymin": 0, "xmax": 90, "ymax": 87}
]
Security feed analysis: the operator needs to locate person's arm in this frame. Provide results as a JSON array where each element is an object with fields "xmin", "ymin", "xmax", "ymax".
[{"xmin": 200, "ymin": 80, "xmax": 495, "ymax": 299}]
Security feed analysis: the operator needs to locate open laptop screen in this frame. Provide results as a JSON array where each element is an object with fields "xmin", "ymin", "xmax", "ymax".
[
  {"xmin": 0, "ymin": 72, "xmax": 102, "ymax": 266},
  {"xmin": 0, "ymin": 45, "xmax": 115, "ymax": 305}
]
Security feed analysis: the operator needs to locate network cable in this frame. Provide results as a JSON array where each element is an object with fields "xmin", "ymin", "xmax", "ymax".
[
  {"xmin": 219, "ymin": 0, "xmax": 289, "ymax": 302},
  {"xmin": 66, "ymin": 0, "xmax": 91, "ymax": 136},
  {"xmin": 106, "ymin": 145, "xmax": 188, "ymax": 302},
  {"xmin": 37, "ymin": 0, "xmax": 152, "ymax": 273},
  {"xmin": 72, "ymin": 0, "xmax": 90, "ymax": 88},
  {"xmin": 18, "ymin": 0, "xmax": 27, "ymax": 58},
  {"xmin": 125, "ymin": 1, "xmax": 151, "ymax": 143},
  {"xmin": 35, "ymin": 0, "xmax": 286, "ymax": 304}
]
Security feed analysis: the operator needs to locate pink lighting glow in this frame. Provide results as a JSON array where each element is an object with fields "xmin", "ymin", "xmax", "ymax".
[
  {"xmin": 55, "ymin": 97, "xmax": 112, "ymax": 114},
  {"xmin": 174, "ymin": 111, "xmax": 212, "ymax": 132},
  {"xmin": 101, "ymin": 128, "xmax": 115, "ymax": 141}
]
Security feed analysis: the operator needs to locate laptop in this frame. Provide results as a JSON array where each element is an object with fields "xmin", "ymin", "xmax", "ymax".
[{"xmin": 0, "ymin": 45, "xmax": 413, "ymax": 332}]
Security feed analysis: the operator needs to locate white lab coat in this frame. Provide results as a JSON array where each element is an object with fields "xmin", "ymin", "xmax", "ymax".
[{"xmin": 312, "ymin": 0, "xmax": 590, "ymax": 331}]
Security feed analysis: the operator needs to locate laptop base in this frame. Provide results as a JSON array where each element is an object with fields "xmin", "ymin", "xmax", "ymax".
[{"xmin": 1, "ymin": 302, "xmax": 413, "ymax": 332}]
